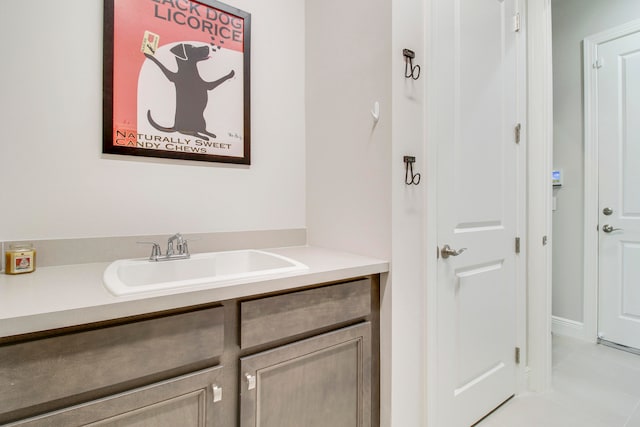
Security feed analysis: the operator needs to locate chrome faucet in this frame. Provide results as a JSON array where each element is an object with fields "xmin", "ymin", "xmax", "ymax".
[
  {"xmin": 138, "ymin": 233, "xmax": 190, "ymax": 262},
  {"xmin": 166, "ymin": 233, "xmax": 189, "ymax": 258}
]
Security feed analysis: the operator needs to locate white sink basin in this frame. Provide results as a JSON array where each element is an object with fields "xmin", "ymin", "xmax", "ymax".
[{"xmin": 103, "ymin": 250, "xmax": 308, "ymax": 296}]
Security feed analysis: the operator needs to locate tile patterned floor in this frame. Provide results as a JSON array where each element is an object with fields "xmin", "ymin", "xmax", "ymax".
[{"xmin": 476, "ymin": 334, "xmax": 640, "ymax": 427}]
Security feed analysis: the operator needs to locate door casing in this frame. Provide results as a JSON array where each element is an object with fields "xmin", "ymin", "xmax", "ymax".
[{"xmin": 524, "ymin": 0, "xmax": 554, "ymax": 394}]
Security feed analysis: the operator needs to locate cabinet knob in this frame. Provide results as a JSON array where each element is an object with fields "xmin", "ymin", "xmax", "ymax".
[
  {"xmin": 212, "ymin": 385, "xmax": 223, "ymax": 403},
  {"xmin": 245, "ymin": 373, "xmax": 256, "ymax": 390}
]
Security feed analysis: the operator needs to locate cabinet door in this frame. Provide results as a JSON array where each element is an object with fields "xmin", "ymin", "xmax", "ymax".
[
  {"xmin": 7, "ymin": 366, "xmax": 225, "ymax": 427},
  {"xmin": 240, "ymin": 323, "xmax": 371, "ymax": 427}
]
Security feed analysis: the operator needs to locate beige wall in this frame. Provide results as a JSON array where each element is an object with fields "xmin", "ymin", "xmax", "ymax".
[
  {"xmin": 305, "ymin": 1, "xmax": 392, "ymax": 261},
  {"xmin": 552, "ymin": 0, "xmax": 640, "ymax": 322},
  {"xmin": 306, "ymin": 0, "xmax": 428, "ymax": 425},
  {"xmin": 390, "ymin": 0, "xmax": 427, "ymax": 424},
  {"xmin": 305, "ymin": 1, "xmax": 394, "ymax": 426},
  {"xmin": 0, "ymin": 0, "xmax": 306, "ymax": 241}
]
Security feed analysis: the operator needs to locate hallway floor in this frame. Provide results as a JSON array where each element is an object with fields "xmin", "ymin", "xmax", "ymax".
[{"xmin": 477, "ymin": 334, "xmax": 640, "ymax": 427}]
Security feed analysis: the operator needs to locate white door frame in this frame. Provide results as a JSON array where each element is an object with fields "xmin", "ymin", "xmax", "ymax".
[
  {"xmin": 524, "ymin": 0, "xmax": 553, "ymax": 392},
  {"xmin": 424, "ymin": 1, "xmax": 545, "ymax": 425},
  {"xmin": 583, "ymin": 18, "xmax": 640, "ymax": 346}
]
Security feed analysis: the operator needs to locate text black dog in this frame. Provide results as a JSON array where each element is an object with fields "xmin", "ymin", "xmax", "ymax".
[{"xmin": 145, "ymin": 43, "xmax": 235, "ymax": 140}]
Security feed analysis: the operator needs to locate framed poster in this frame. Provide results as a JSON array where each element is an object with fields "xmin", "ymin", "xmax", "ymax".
[{"xmin": 103, "ymin": 0, "xmax": 251, "ymax": 164}]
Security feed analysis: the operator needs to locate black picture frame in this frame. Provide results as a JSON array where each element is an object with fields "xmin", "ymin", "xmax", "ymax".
[{"xmin": 103, "ymin": 0, "xmax": 251, "ymax": 164}]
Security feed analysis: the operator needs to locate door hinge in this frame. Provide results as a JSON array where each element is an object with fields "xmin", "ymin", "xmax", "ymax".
[
  {"xmin": 593, "ymin": 58, "xmax": 604, "ymax": 69},
  {"xmin": 515, "ymin": 123, "xmax": 521, "ymax": 144},
  {"xmin": 515, "ymin": 347, "xmax": 521, "ymax": 364},
  {"xmin": 515, "ymin": 237, "xmax": 521, "ymax": 254},
  {"xmin": 513, "ymin": 13, "xmax": 521, "ymax": 32}
]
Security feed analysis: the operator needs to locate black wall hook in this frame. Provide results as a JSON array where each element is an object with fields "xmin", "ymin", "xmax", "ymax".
[
  {"xmin": 403, "ymin": 49, "xmax": 421, "ymax": 80},
  {"xmin": 404, "ymin": 156, "xmax": 421, "ymax": 185}
]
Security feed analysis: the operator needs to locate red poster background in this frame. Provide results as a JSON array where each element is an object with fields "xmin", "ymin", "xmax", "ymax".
[{"xmin": 112, "ymin": 0, "xmax": 245, "ymax": 143}]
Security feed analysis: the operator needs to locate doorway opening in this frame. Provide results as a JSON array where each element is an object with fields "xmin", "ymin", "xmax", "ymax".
[{"xmin": 551, "ymin": 1, "xmax": 640, "ymax": 353}]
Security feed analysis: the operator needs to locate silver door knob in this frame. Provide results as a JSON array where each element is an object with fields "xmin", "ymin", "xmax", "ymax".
[
  {"xmin": 441, "ymin": 245, "xmax": 467, "ymax": 259},
  {"xmin": 602, "ymin": 224, "xmax": 623, "ymax": 233},
  {"xmin": 603, "ymin": 207, "xmax": 613, "ymax": 216}
]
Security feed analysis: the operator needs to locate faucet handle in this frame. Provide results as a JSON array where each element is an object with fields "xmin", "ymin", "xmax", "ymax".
[
  {"xmin": 137, "ymin": 242, "xmax": 162, "ymax": 261},
  {"xmin": 181, "ymin": 240, "xmax": 190, "ymax": 256},
  {"xmin": 167, "ymin": 233, "xmax": 184, "ymax": 256},
  {"xmin": 175, "ymin": 238, "xmax": 191, "ymax": 256},
  {"xmin": 167, "ymin": 233, "xmax": 192, "ymax": 257}
]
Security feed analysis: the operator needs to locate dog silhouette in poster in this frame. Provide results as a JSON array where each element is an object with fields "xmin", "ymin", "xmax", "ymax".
[{"xmin": 144, "ymin": 43, "xmax": 235, "ymax": 141}]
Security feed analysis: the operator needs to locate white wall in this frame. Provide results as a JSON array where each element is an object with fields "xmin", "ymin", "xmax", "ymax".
[
  {"xmin": 305, "ymin": 1, "xmax": 394, "ymax": 426},
  {"xmin": 0, "ymin": 0, "xmax": 305, "ymax": 241},
  {"xmin": 306, "ymin": 0, "xmax": 427, "ymax": 426},
  {"xmin": 305, "ymin": 2, "xmax": 392, "ymax": 261},
  {"xmin": 391, "ymin": 0, "xmax": 427, "ymax": 425},
  {"xmin": 552, "ymin": 0, "xmax": 640, "ymax": 322}
]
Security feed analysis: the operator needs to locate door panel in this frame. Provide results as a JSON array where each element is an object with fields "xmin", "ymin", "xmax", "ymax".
[
  {"xmin": 434, "ymin": 0, "xmax": 520, "ymax": 425},
  {"xmin": 621, "ymin": 51, "xmax": 640, "ymax": 216},
  {"xmin": 622, "ymin": 243, "xmax": 640, "ymax": 318},
  {"xmin": 597, "ymin": 31, "xmax": 640, "ymax": 350},
  {"xmin": 457, "ymin": 265, "xmax": 511, "ymax": 390},
  {"xmin": 455, "ymin": 1, "xmax": 513, "ymax": 228}
]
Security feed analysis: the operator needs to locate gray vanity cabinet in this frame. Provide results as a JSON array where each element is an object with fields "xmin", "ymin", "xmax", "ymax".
[
  {"xmin": 238, "ymin": 278, "xmax": 374, "ymax": 427},
  {"xmin": 6, "ymin": 366, "xmax": 225, "ymax": 427},
  {"xmin": 239, "ymin": 323, "xmax": 372, "ymax": 427},
  {"xmin": 0, "ymin": 306, "xmax": 225, "ymax": 426},
  {"xmin": 0, "ymin": 275, "xmax": 379, "ymax": 427}
]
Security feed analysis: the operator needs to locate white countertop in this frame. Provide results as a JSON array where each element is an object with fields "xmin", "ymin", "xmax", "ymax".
[{"xmin": 0, "ymin": 246, "xmax": 388, "ymax": 338}]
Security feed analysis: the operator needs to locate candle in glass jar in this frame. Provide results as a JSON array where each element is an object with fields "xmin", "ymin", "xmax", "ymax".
[{"xmin": 4, "ymin": 244, "xmax": 36, "ymax": 275}]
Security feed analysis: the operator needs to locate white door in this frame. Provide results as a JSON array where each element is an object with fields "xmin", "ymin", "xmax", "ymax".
[
  {"xmin": 597, "ymin": 30, "xmax": 640, "ymax": 350},
  {"xmin": 433, "ymin": 0, "xmax": 522, "ymax": 425}
]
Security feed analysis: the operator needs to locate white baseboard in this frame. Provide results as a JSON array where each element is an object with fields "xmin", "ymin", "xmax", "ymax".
[{"xmin": 552, "ymin": 316, "xmax": 585, "ymax": 340}]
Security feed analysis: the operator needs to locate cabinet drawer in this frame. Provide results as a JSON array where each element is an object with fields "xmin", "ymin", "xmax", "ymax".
[
  {"xmin": 6, "ymin": 366, "xmax": 225, "ymax": 427},
  {"xmin": 240, "ymin": 278, "xmax": 371, "ymax": 348},
  {"xmin": 0, "ymin": 306, "xmax": 224, "ymax": 418}
]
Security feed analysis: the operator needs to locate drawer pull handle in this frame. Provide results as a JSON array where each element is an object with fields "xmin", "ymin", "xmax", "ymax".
[
  {"xmin": 245, "ymin": 373, "xmax": 256, "ymax": 390},
  {"xmin": 212, "ymin": 385, "xmax": 223, "ymax": 403}
]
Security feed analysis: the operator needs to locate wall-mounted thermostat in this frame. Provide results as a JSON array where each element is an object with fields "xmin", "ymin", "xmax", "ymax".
[{"xmin": 552, "ymin": 169, "xmax": 563, "ymax": 187}]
